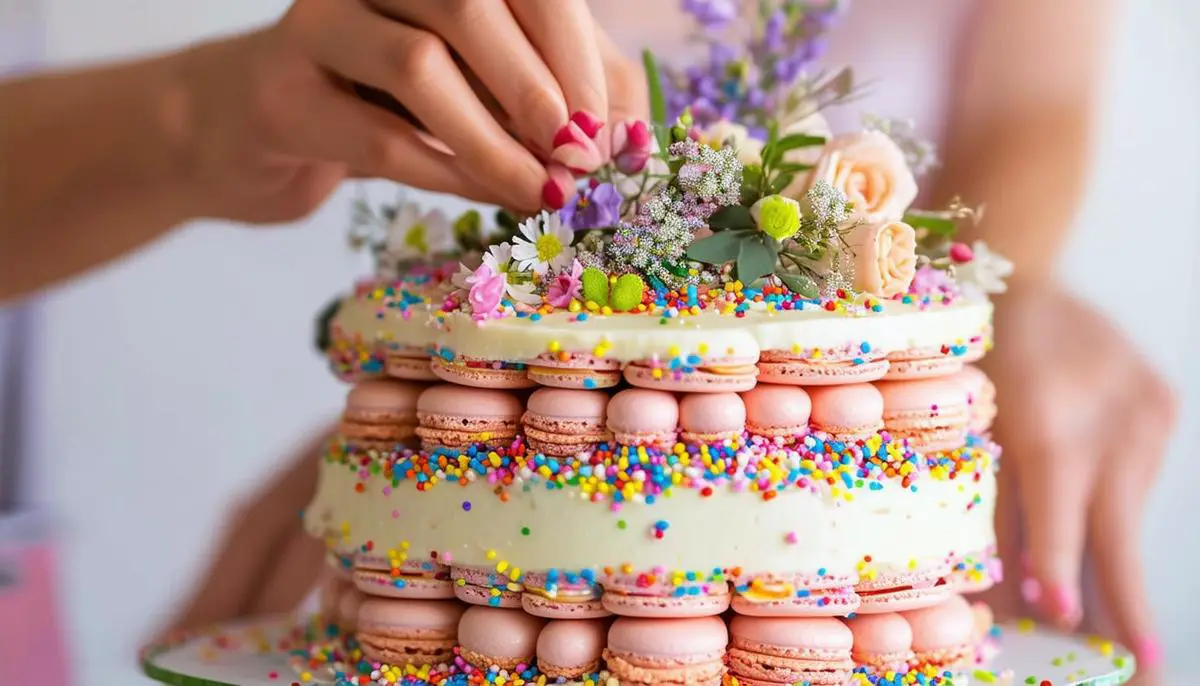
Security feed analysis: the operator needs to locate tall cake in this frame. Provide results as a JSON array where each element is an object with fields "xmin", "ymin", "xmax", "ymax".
[{"xmin": 303, "ymin": 5, "xmax": 1013, "ymax": 685}]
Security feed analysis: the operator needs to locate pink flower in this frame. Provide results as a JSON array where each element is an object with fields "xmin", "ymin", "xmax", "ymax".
[
  {"xmin": 546, "ymin": 259, "xmax": 584, "ymax": 307},
  {"xmin": 909, "ymin": 264, "xmax": 960, "ymax": 298},
  {"xmin": 551, "ymin": 112, "xmax": 605, "ymax": 174},
  {"xmin": 465, "ymin": 263, "xmax": 506, "ymax": 318},
  {"xmin": 949, "ymin": 242, "xmax": 975, "ymax": 263},
  {"xmin": 611, "ymin": 119, "xmax": 653, "ymax": 174}
]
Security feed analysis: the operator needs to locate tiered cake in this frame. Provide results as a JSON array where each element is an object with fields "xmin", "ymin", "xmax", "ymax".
[{"xmin": 303, "ymin": 7, "xmax": 1014, "ymax": 685}]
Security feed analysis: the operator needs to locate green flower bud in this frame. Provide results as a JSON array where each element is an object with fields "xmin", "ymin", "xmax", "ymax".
[{"xmin": 751, "ymin": 195, "xmax": 802, "ymax": 241}]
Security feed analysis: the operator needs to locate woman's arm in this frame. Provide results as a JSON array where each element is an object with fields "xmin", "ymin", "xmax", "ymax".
[
  {"xmin": 0, "ymin": 54, "xmax": 197, "ymax": 299},
  {"xmin": 932, "ymin": 0, "xmax": 1115, "ymax": 281}
]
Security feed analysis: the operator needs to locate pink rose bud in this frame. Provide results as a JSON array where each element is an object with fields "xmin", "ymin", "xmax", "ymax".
[
  {"xmin": 611, "ymin": 119, "xmax": 653, "ymax": 174},
  {"xmin": 949, "ymin": 242, "xmax": 974, "ymax": 263}
]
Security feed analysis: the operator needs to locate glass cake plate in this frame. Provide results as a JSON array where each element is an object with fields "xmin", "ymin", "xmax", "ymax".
[{"xmin": 141, "ymin": 616, "xmax": 1136, "ymax": 686}]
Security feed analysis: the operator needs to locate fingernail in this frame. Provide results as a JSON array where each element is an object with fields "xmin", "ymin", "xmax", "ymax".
[
  {"xmin": 553, "ymin": 121, "xmax": 581, "ymax": 148},
  {"xmin": 541, "ymin": 166, "xmax": 573, "ymax": 210},
  {"xmin": 1134, "ymin": 635, "xmax": 1162, "ymax": 668},
  {"xmin": 570, "ymin": 110, "xmax": 605, "ymax": 139},
  {"xmin": 1020, "ymin": 576, "xmax": 1041, "ymax": 604},
  {"xmin": 1049, "ymin": 583, "xmax": 1082, "ymax": 629}
]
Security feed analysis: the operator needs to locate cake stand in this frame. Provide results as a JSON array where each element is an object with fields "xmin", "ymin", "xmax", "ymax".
[{"xmin": 141, "ymin": 616, "xmax": 1136, "ymax": 686}]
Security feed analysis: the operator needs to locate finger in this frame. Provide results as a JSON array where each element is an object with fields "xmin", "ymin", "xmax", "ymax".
[
  {"xmin": 595, "ymin": 24, "xmax": 650, "ymax": 124},
  {"xmin": 506, "ymin": 0, "xmax": 609, "ymax": 146},
  {"xmin": 291, "ymin": 0, "xmax": 550, "ymax": 210},
  {"xmin": 249, "ymin": 528, "xmax": 327, "ymax": 616},
  {"xmin": 1089, "ymin": 378, "xmax": 1170, "ymax": 669},
  {"xmin": 376, "ymin": 0, "xmax": 570, "ymax": 151},
  {"xmin": 1005, "ymin": 397, "xmax": 1092, "ymax": 631}
]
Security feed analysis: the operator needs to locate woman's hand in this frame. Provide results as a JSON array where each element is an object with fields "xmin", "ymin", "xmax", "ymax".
[
  {"xmin": 981, "ymin": 281, "xmax": 1174, "ymax": 672},
  {"xmin": 179, "ymin": 0, "xmax": 648, "ymax": 223},
  {"xmin": 159, "ymin": 429, "xmax": 331, "ymax": 634}
]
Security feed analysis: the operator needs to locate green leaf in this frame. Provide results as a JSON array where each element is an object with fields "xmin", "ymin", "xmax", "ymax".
[
  {"xmin": 773, "ymin": 162, "xmax": 815, "ymax": 175},
  {"xmin": 686, "ymin": 230, "xmax": 747, "ymax": 265},
  {"xmin": 775, "ymin": 133, "xmax": 827, "ymax": 152},
  {"xmin": 581, "ymin": 267, "xmax": 611, "ymax": 307},
  {"xmin": 903, "ymin": 212, "xmax": 958, "ymax": 237},
  {"xmin": 741, "ymin": 165, "xmax": 765, "ymax": 205},
  {"xmin": 769, "ymin": 173, "xmax": 796, "ymax": 194},
  {"xmin": 709, "ymin": 206, "xmax": 756, "ymax": 231},
  {"xmin": 777, "ymin": 271, "xmax": 819, "ymax": 298},
  {"xmin": 314, "ymin": 296, "xmax": 343, "ymax": 354},
  {"xmin": 642, "ymin": 49, "xmax": 671, "ymax": 153},
  {"xmin": 736, "ymin": 236, "xmax": 778, "ymax": 284}
]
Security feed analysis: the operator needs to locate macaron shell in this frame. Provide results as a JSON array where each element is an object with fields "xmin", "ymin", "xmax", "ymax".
[
  {"xmin": 357, "ymin": 634, "xmax": 457, "ymax": 666},
  {"xmin": 536, "ymin": 619, "xmax": 607, "ymax": 678},
  {"xmin": 623, "ymin": 363, "xmax": 758, "ymax": 393},
  {"xmin": 527, "ymin": 366, "xmax": 622, "ymax": 389},
  {"xmin": 807, "ymin": 383, "xmax": 885, "ymax": 437},
  {"xmin": 883, "ymin": 352, "xmax": 964, "ymax": 380},
  {"xmin": 354, "ymin": 568, "xmax": 456, "ymax": 600},
  {"xmin": 845, "ymin": 612, "xmax": 913, "ymax": 666},
  {"xmin": 457, "ymin": 606, "xmax": 545, "ymax": 668},
  {"xmin": 741, "ymin": 384, "xmax": 812, "ymax": 435},
  {"xmin": 730, "ymin": 592, "xmax": 860, "ymax": 618},
  {"xmin": 606, "ymin": 389, "xmax": 679, "ymax": 437},
  {"xmin": 385, "ymin": 352, "xmax": 440, "ymax": 381},
  {"xmin": 855, "ymin": 582, "xmax": 953, "ymax": 614},
  {"xmin": 679, "ymin": 393, "xmax": 747, "ymax": 436},
  {"xmin": 602, "ymin": 590, "xmax": 731, "ymax": 618},
  {"xmin": 521, "ymin": 593, "xmax": 611, "ymax": 619},
  {"xmin": 430, "ymin": 358, "xmax": 536, "ymax": 389},
  {"xmin": 756, "ymin": 358, "xmax": 889, "ymax": 386},
  {"xmin": 603, "ymin": 616, "xmax": 727, "ymax": 686},
  {"xmin": 357, "ymin": 598, "xmax": 466, "ymax": 634},
  {"xmin": 902, "ymin": 593, "xmax": 976, "ymax": 652}
]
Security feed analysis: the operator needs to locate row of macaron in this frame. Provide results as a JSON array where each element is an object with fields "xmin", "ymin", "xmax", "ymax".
[
  {"xmin": 321, "ymin": 579, "xmax": 993, "ymax": 684},
  {"xmin": 339, "ymin": 367, "xmax": 996, "ymax": 457},
  {"xmin": 340, "ymin": 544, "xmax": 997, "ymax": 622},
  {"xmin": 365, "ymin": 335, "xmax": 985, "ymax": 395}
]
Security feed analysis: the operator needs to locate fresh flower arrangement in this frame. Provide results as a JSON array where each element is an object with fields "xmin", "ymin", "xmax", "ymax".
[{"xmin": 348, "ymin": 0, "xmax": 1011, "ymax": 320}]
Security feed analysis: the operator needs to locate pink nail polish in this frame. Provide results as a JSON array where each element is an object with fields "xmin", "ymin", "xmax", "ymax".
[
  {"xmin": 542, "ymin": 178, "xmax": 567, "ymax": 210},
  {"xmin": 552, "ymin": 122, "xmax": 579, "ymax": 148},
  {"xmin": 570, "ymin": 110, "xmax": 605, "ymax": 138},
  {"xmin": 1134, "ymin": 635, "xmax": 1162, "ymax": 668},
  {"xmin": 1020, "ymin": 576, "xmax": 1041, "ymax": 604},
  {"xmin": 1050, "ymin": 584, "xmax": 1081, "ymax": 628}
]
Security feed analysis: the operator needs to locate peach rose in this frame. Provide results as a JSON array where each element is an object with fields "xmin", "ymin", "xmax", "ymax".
[
  {"xmin": 844, "ymin": 221, "xmax": 918, "ymax": 297},
  {"xmin": 807, "ymin": 131, "xmax": 918, "ymax": 223}
]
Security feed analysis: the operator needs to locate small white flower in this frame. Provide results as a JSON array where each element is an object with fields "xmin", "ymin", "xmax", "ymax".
[
  {"xmin": 381, "ymin": 204, "xmax": 452, "ymax": 270},
  {"xmin": 453, "ymin": 242, "xmax": 541, "ymax": 304},
  {"xmin": 955, "ymin": 241, "xmax": 1014, "ymax": 297},
  {"xmin": 699, "ymin": 120, "xmax": 766, "ymax": 167},
  {"xmin": 510, "ymin": 211, "xmax": 576, "ymax": 274}
]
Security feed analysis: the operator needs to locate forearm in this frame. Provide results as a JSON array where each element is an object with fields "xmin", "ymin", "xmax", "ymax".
[
  {"xmin": 0, "ymin": 52, "xmax": 196, "ymax": 300},
  {"xmin": 932, "ymin": 105, "xmax": 1094, "ymax": 285}
]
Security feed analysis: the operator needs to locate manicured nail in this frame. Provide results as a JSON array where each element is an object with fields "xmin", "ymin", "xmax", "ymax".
[
  {"xmin": 1049, "ymin": 583, "xmax": 1082, "ymax": 629},
  {"xmin": 553, "ymin": 121, "xmax": 580, "ymax": 148},
  {"xmin": 1134, "ymin": 635, "xmax": 1162, "ymax": 668},
  {"xmin": 541, "ymin": 165, "xmax": 573, "ymax": 210},
  {"xmin": 1020, "ymin": 576, "xmax": 1041, "ymax": 604},
  {"xmin": 570, "ymin": 110, "xmax": 605, "ymax": 139}
]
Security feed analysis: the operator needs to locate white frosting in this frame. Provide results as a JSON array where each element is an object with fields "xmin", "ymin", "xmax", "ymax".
[
  {"xmin": 331, "ymin": 295, "xmax": 992, "ymax": 364},
  {"xmin": 306, "ymin": 459, "xmax": 996, "ymax": 579}
]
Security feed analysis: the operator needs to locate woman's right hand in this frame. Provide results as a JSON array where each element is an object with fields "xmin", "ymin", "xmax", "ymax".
[{"xmin": 179, "ymin": 0, "xmax": 647, "ymax": 223}]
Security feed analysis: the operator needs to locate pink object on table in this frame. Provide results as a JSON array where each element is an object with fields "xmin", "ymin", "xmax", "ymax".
[{"xmin": 0, "ymin": 535, "xmax": 71, "ymax": 686}]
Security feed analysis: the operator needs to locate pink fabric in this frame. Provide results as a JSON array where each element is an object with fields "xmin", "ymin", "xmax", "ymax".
[{"xmin": 0, "ymin": 541, "xmax": 70, "ymax": 686}]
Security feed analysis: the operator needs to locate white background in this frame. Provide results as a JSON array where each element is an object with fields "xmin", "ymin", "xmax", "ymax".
[{"xmin": 14, "ymin": 0, "xmax": 1200, "ymax": 683}]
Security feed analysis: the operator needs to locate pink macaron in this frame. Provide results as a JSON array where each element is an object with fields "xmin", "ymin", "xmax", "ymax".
[
  {"xmin": 741, "ymin": 384, "xmax": 812, "ymax": 440},
  {"xmin": 457, "ymin": 606, "xmax": 546, "ymax": 671},
  {"xmin": 415, "ymin": 385, "xmax": 524, "ymax": 451},
  {"xmin": 876, "ymin": 378, "xmax": 970, "ymax": 453},
  {"xmin": 606, "ymin": 389, "xmax": 679, "ymax": 448},
  {"xmin": 756, "ymin": 346, "xmax": 889, "ymax": 386},
  {"xmin": 731, "ymin": 572, "xmax": 860, "ymax": 618},
  {"xmin": 845, "ymin": 612, "xmax": 914, "ymax": 673},
  {"xmin": 951, "ymin": 365, "xmax": 997, "ymax": 435},
  {"xmin": 386, "ymin": 344, "xmax": 440, "ymax": 382},
  {"xmin": 338, "ymin": 379, "xmax": 424, "ymax": 451},
  {"xmin": 431, "ymin": 354, "xmax": 536, "ymax": 390},
  {"xmin": 679, "ymin": 392, "xmax": 746, "ymax": 443},
  {"xmin": 526, "ymin": 351, "xmax": 623, "ymax": 390},
  {"xmin": 884, "ymin": 345, "xmax": 964, "ymax": 380},
  {"xmin": 806, "ymin": 383, "xmax": 884, "ymax": 443},
  {"xmin": 901, "ymin": 594, "xmax": 977, "ymax": 672},
  {"xmin": 536, "ymin": 619, "xmax": 608, "ymax": 679},
  {"xmin": 451, "ymin": 564, "xmax": 524, "ymax": 608},
  {"xmin": 521, "ymin": 569, "xmax": 608, "ymax": 619},
  {"xmin": 355, "ymin": 598, "xmax": 466, "ymax": 666},
  {"xmin": 726, "ymin": 615, "xmax": 854, "ymax": 686},
  {"xmin": 855, "ymin": 563, "xmax": 953, "ymax": 614},
  {"xmin": 603, "ymin": 616, "xmax": 728, "ymax": 686},
  {"xmin": 601, "ymin": 572, "xmax": 731, "ymax": 618},
  {"xmin": 522, "ymin": 388, "xmax": 611, "ymax": 457},
  {"xmin": 353, "ymin": 557, "xmax": 456, "ymax": 600},
  {"xmin": 623, "ymin": 353, "xmax": 759, "ymax": 393}
]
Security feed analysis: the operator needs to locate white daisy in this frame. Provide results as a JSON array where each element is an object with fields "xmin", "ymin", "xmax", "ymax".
[
  {"xmin": 453, "ymin": 243, "xmax": 540, "ymax": 304},
  {"xmin": 510, "ymin": 211, "xmax": 576, "ymax": 274},
  {"xmin": 956, "ymin": 241, "xmax": 1014, "ymax": 298},
  {"xmin": 381, "ymin": 205, "xmax": 452, "ymax": 268}
]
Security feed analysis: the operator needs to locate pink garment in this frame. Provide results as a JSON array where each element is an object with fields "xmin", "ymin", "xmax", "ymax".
[{"xmin": 0, "ymin": 538, "xmax": 71, "ymax": 686}]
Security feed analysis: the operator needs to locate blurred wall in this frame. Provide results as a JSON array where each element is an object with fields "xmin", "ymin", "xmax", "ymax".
[{"xmin": 19, "ymin": 0, "xmax": 1200, "ymax": 684}]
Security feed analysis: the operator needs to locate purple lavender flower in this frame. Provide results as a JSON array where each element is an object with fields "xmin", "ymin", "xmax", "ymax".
[
  {"xmin": 560, "ymin": 182, "xmax": 623, "ymax": 231},
  {"xmin": 682, "ymin": 0, "xmax": 739, "ymax": 30}
]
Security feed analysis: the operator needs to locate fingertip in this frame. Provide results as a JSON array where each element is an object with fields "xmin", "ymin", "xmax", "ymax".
[{"xmin": 541, "ymin": 164, "xmax": 575, "ymax": 210}]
